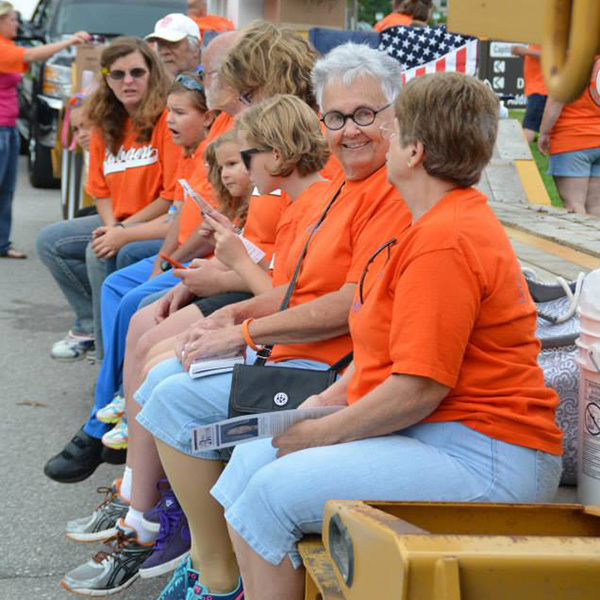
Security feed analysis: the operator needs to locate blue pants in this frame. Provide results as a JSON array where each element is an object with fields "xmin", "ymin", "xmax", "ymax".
[
  {"xmin": 83, "ymin": 256, "xmax": 181, "ymax": 438},
  {"xmin": 0, "ymin": 126, "xmax": 19, "ymax": 254}
]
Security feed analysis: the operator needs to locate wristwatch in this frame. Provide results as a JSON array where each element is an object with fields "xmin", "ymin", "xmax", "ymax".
[{"xmin": 159, "ymin": 259, "xmax": 172, "ymax": 272}]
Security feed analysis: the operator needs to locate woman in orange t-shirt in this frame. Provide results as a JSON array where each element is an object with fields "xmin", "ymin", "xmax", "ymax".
[
  {"xmin": 36, "ymin": 37, "xmax": 179, "ymax": 362},
  {"xmin": 0, "ymin": 2, "xmax": 88, "ymax": 259},
  {"xmin": 538, "ymin": 57, "xmax": 600, "ymax": 215},
  {"xmin": 212, "ymin": 74, "xmax": 563, "ymax": 600},
  {"xmin": 373, "ymin": 0, "xmax": 432, "ymax": 32}
]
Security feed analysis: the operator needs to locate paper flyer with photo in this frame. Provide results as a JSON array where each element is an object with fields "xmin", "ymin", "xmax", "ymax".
[{"xmin": 191, "ymin": 407, "xmax": 342, "ymax": 453}]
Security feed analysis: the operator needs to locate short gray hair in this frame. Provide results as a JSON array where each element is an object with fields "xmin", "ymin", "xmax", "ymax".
[
  {"xmin": 311, "ymin": 43, "xmax": 402, "ymax": 110},
  {"xmin": 186, "ymin": 35, "xmax": 201, "ymax": 53}
]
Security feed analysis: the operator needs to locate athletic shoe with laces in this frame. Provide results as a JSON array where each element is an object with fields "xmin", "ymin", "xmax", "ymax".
[
  {"xmin": 102, "ymin": 421, "xmax": 128, "ymax": 450},
  {"xmin": 51, "ymin": 330, "xmax": 95, "ymax": 362},
  {"xmin": 65, "ymin": 479, "xmax": 129, "ymax": 542},
  {"xmin": 186, "ymin": 577, "xmax": 243, "ymax": 599},
  {"xmin": 61, "ymin": 520, "xmax": 154, "ymax": 596},
  {"xmin": 142, "ymin": 479, "xmax": 178, "ymax": 533},
  {"xmin": 139, "ymin": 502, "xmax": 191, "ymax": 578},
  {"xmin": 153, "ymin": 555, "xmax": 201, "ymax": 600},
  {"xmin": 96, "ymin": 395, "xmax": 126, "ymax": 424}
]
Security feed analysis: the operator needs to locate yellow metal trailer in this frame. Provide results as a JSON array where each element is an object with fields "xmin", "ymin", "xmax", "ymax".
[{"xmin": 300, "ymin": 501, "xmax": 600, "ymax": 599}]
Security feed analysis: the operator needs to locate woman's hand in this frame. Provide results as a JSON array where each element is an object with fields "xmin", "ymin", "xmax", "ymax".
[
  {"xmin": 537, "ymin": 133, "xmax": 551, "ymax": 156},
  {"xmin": 198, "ymin": 210, "xmax": 235, "ymax": 240},
  {"xmin": 174, "ymin": 260, "xmax": 227, "ymax": 297},
  {"xmin": 272, "ymin": 419, "xmax": 323, "ymax": 457},
  {"xmin": 154, "ymin": 283, "xmax": 195, "ymax": 323},
  {"xmin": 204, "ymin": 214, "xmax": 249, "ymax": 271},
  {"xmin": 90, "ymin": 225, "xmax": 127, "ymax": 259}
]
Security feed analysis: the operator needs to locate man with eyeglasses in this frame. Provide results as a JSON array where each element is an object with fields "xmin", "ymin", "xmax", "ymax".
[{"xmin": 145, "ymin": 13, "xmax": 202, "ymax": 78}]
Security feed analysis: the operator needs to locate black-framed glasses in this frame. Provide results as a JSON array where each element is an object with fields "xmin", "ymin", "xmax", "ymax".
[
  {"xmin": 240, "ymin": 148, "xmax": 261, "ymax": 170},
  {"xmin": 358, "ymin": 238, "xmax": 397, "ymax": 305},
  {"xmin": 103, "ymin": 67, "xmax": 148, "ymax": 81},
  {"xmin": 239, "ymin": 90, "xmax": 254, "ymax": 106},
  {"xmin": 320, "ymin": 102, "xmax": 392, "ymax": 131},
  {"xmin": 176, "ymin": 73, "xmax": 204, "ymax": 93}
]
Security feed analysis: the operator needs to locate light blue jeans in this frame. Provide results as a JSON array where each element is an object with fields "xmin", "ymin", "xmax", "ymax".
[
  {"xmin": 135, "ymin": 356, "xmax": 331, "ymax": 459},
  {"xmin": 0, "ymin": 126, "xmax": 20, "ymax": 254},
  {"xmin": 211, "ymin": 422, "xmax": 563, "ymax": 567}
]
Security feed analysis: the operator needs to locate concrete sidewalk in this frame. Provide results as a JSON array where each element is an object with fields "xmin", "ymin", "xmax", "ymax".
[{"xmin": 0, "ymin": 158, "xmax": 169, "ymax": 599}]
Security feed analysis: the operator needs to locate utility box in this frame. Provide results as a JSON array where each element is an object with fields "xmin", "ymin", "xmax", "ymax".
[{"xmin": 262, "ymin": 0, "xmax": 345, "ymax": 30}]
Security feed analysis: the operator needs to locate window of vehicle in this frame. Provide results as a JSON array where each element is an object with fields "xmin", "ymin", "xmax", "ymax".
[{"xmin": 49, "ymin": 0, "xmax": 187, "ymax": 38}]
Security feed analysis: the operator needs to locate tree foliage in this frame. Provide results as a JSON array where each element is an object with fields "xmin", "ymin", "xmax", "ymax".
[{"xmin": 358, "ymin": 0, "xmax": 392, "ymax": 24}]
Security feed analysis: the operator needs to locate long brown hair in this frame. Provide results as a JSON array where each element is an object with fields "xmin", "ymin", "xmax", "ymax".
[
  {"xmin": 87, "ymin": 37, "xmax": 170, "ymax": 154},
  {"xmin": 205, "ymin": 131, "xmax": 251, "ymax": 227}
]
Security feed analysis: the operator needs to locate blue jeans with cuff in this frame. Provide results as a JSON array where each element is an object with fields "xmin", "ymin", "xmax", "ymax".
[{"xmin": 0, "ymin": 126, "xmax": 20, "ymax": 254}]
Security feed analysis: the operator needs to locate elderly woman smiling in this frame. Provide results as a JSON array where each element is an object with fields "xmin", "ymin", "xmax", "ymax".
[{"xmin": 211, "ymin": 73, "xmax": 563, "ymax": 600}]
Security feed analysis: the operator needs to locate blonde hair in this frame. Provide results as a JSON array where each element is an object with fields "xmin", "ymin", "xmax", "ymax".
[
  {"xmin": 0, "ymin": 2, "xmax": 13, "ymax": 18},
  {"xmin": 394, "ymin": 73, "xmax": 498, "ymax": 188},
  {"xmin": 219, "ymin": 20, "xmax": 319, "ymax": 110},
  {"xmin": 86, "ymin": 37, "xmax": 170, "ymax": 155},
  {"xmin": 236, "ymin": 94, "xmax": 329, "ymax": 178},
  {"xmin": 205, "ymin": 131, "xmax": 250, "ymax": 227}
]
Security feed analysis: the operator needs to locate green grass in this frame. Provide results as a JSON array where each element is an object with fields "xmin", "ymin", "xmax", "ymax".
[{"xmin": 508, "ymin": 109, "xmax": 563, "ymax": 207}]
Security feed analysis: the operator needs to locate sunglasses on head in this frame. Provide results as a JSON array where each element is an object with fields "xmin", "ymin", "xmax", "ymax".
[
  {"xmin": 103, "ymin": 67, "xmax": 148, "ymax": 81},
  {"xmin": 175, "ymin": 73, "xmax": 204, "ymax": 93}
]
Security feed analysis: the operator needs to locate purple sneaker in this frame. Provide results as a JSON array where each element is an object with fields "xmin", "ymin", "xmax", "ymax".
[
  {"xmin": 143, "ymin": 479, "xmax": 179, "ymax": 533},
  {"xmin": 138, "ymin": 504, "xmax": 191, "ymax": 578}
]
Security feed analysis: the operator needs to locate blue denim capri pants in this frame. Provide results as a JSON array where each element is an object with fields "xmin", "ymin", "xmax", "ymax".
[
  {"xmin": 210, "ymin": 422, "xmax": 562, "ymax": 568},
  {"xmin": 135, "ymin": 355, "xmax": 331, "ymax": 459}
]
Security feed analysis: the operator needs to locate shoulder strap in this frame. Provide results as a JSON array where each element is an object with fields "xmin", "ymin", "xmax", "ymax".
[
  {"xmin": 254, "ymin": 181, "xmax": 346, "ymax": 366},
  {"xmin": 330, "ymin": 352, "xmax": 353, "ymax": 372}
]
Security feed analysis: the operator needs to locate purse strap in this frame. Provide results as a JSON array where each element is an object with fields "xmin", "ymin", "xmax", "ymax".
[{"xmin": 254, "ymin": 181, "xmax": 346, "ymax": 366}]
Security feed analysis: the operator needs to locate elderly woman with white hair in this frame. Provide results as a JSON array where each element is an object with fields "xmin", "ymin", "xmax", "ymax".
[
  {"xmin": 212, "ymin": 73, "xmax": 563, "ymax": 600},
  {"xmin": 121, "ymin": 42, "xmax": 411, "ymax": 600}
]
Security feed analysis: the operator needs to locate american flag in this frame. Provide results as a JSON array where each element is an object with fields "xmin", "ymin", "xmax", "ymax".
[{"xmin": 379, "ymin": 25, "xmax": 478, "ymax": 84}]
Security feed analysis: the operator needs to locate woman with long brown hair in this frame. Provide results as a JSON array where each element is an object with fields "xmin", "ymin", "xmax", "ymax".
[{"xmin": 36, "ymin": 36, "xmax": 180, "ymax": 367}]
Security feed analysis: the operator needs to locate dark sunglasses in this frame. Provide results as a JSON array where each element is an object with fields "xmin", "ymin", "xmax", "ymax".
[
  {"xmin": 103, "ymin": 67, "xmax": 148, "ymax": 81},
  {"xmin": 358, "ymin": 238, "xmax": 397, "ymax": 305},
  {"xmin": 240, "ymin": 148, "xmax": 261, "ymax": 170},
  {"xmin": 175, "ymin": 73, "xmax": 204, "ymax": 93}
]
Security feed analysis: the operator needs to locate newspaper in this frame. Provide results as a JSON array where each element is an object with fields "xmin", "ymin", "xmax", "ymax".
[
  {"xmin": 239, "ymin": 235, "xmax": 266, "ymax": 264},
  {"xmin": 191, "ymin": 407, "xmax": 342, "ymax": 453},
  {"xmin": 178, "ymin": 178, "xmax": 213, "ymax": 214}
]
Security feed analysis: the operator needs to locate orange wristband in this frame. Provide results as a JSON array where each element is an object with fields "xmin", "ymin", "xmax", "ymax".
[{"xmin": 241, "ymin": 318, "xmax": 260, "ymax": 351}]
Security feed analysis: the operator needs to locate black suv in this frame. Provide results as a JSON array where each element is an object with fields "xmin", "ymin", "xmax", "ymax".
[{"xmin": 18, "ymin": 0, "xmax": 186, "ymax": 188}]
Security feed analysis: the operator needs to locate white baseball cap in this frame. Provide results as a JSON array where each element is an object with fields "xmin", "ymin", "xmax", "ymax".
[{"xmin": 145, "ymin": 13, "xmax": 201, "ymax": 43}]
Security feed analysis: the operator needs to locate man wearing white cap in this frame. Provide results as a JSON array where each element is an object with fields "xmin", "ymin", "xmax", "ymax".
[{"xmin": 145, "ymin": 13, "xmax": 201, "ymax": 77}]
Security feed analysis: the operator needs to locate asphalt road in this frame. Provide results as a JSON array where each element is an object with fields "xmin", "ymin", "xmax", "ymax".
[{"xmin": 0, "ymin": 158, "xmax": 169, "ymax": 599}]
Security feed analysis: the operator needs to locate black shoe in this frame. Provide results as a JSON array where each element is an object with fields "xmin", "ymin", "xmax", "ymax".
[
  {"xmin": 101, "ymin": 446, "xmax": 127, "ymax": 465},
  {"xmin": 44, "ymin": 427, "xmax": 103, "ymax": 483}
]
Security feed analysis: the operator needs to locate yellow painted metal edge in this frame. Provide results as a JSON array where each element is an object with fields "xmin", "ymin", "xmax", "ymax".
[
  {"xmin": 514, "ymin": 160, "xmax": 552, "ymax": 206},
  {"xmin": 505, "ymin": 225, "xmax": 600, "ymax": 270}
]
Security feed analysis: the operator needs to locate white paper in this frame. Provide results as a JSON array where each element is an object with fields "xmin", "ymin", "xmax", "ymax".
[
  {"xmin": 179, "ymin": 178, "xmax": 213, "ymax": 214},
  {"xmin": 191, "ymin": 407, "xmax": 342, "ymax": 453},
  {"xmin": 239, "ymin": 235, "xmax": 266, "ymax": 264},
  {"xmin": 188, "ymin": 355, "xmax": 244, "ymax": 379}
]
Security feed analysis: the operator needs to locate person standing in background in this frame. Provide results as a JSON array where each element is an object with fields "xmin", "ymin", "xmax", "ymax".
[
  {"xmin": 510, "ymin": 44, "xmax": 547, "ymax": 144},
  {"xmin": 0, "ymin": 1, "xmax": 88, "ymax": 258},
  {"xmin": 374, "ymin": 0, "xmax": 433, "ymax": 32},
  {"xmin": 187, "ymin": 0, "xmax": 233, "ymax": 41}
]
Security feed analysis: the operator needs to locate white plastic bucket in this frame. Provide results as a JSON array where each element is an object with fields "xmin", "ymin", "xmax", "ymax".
[
  {"xmin": 579, "ymin": 325, "xmax": 600, "ymax": 347},
  {"xmin": 576, "ymin": 355, "xmax": 600, "ymax": 504},
  {"xmin": 578, "ymin": 311, "xmax": 600, "ymax": 336}
]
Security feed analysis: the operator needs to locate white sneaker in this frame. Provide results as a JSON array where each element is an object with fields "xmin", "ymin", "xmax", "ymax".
[
  {"xmin": 102, "ymin": 421, "xmax": 128, "ymax": 450},
  {"xmin": 96, "ymin": 395, "xmax": 126, "ymax": 424},
  {"xmin": 51, "ymin": 330, "xmax": 95, "ymax": 362}
]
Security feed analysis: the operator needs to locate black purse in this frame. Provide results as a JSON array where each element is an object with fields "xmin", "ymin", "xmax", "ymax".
[{"xmin": 228, "ymin": 182, "xmax": 352, "ymax": 419}]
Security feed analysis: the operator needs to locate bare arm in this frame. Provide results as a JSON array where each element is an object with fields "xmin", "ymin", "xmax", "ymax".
[
  {"xmin": 95, "ymin": 197, "xmax": 116, "ymax": 226},
  {"xmin": 538, "ymin": 98, "xmax": 565, "ymax": 155},
  {"xmin": 22, "ymin": 32, "xmax": 89, "ymax": 63},
  {"xmin": 273, "ymin": 373, "xmax": 449, "ymax": 456}
]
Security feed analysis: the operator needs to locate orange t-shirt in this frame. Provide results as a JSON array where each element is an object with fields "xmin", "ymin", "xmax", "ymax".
[
  {"xmin": 85, "ymin": 109, "xmax": 181, "ymax": 220},
  {"xmin": 550, "ymin": 59, "xmax": 600, "ymax": 155},
  {"xmin": 243, "ymin": 188, "xmax": 288, "ymax": 262},
  {"xmin": 269, "ymin": 166, "xmax": 411, "ymax": 365},
  {"xmin": 190, "ymin": 14, "xmax": 234, "ymax": 39},
  {"xmin": 373, "ymin": 12, "xmax": 412, "ymax": 32},
  {"xmin": 347, "ymin": 187, "xmax": 562, "ymax": 455},
  {"xmin": 523, "ymin": 44, "xmax": 546, "ymax": 97},
  {"xmin": 176, "ymin": 112, "xmax": 235, "ymax": 243},
  {"xmin": 0, "ymin": 36, "xmax": 27, "ymax": 73}
]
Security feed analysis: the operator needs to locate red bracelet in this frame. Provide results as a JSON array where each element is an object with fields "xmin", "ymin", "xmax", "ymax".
[{"xmin": 241, "ymin": 318, "xmax": 260, "ymax": 351}]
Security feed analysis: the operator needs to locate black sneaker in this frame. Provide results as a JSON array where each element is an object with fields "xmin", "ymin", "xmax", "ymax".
[
  {"xmin": 44, "ymin": 427, "xmax": 103, "ymax": 483},
  {"xmin": 61, "ymin": 520, "xmax": 154, "ymax": 596}
]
